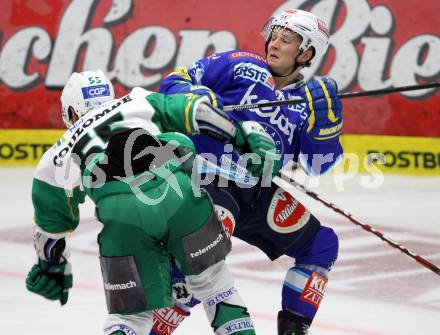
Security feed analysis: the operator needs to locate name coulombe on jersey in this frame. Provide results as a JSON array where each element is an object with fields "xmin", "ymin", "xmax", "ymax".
[{"xmin": 52, "ymin": 95, "xmax": 132, "ymax": 167}]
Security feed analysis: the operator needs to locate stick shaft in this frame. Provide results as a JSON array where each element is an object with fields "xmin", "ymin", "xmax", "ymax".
[
  {"xmin": 273, "ymin": 173, "xmax": 440, "ymax": 276},
  {"xmin": 339, "ymin": 82, "xmax": 440, "ymax": 99},
  {"xmin": 223, "ymin": 82, "xmax": 440, "ymax": 112}
]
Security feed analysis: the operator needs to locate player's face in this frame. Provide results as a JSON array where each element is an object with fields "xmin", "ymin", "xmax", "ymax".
[{"xmin": 266, "ymin": 29, "xmax": 302, "ymax": 76}]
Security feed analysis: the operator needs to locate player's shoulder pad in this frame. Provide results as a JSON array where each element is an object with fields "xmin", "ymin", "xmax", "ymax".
[
  {"xmin": 168, "ymin": 66, "xmax": 192, "ymax": 81},
  {"xmin": 131, "ymin": 86, "xmax": 154, "ymax": 98}
]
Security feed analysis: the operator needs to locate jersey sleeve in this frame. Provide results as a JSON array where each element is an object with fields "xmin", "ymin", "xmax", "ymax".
[
  {"xmin": 146, "ymin": 92, "xmax": 209, "ymax": 135},
  {"xmin": 159, "ymin": 52, "xmax": 231, "ymax": 95},
  {"xmin": 159, "ymin": 66, "xmax": 197, "ymax": 94},
  {"xmin": 32, "ymin": 141, "xmax": 86, "ymax": 234}
]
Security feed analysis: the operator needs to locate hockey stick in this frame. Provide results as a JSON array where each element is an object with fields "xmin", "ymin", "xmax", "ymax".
[
  {"xmin": 223, "ymin": 82, "xmax": 440, "ymax": 111},
  {"xmin": 272, "ymin": 172, "xmax": 440, "ymax": 277}
]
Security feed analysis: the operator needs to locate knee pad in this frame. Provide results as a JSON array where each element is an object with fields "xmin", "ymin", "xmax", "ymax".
[
  {"xmin": 186, "ymin": 261, "xmax": 234, "ymax": 301},
  {"xmin": 289, "ymin": 225, "xmax": 339, "ymax": 270},
  {"xmin": 187, "ymin": 261, "xmax": 255, "ymax": 334}
]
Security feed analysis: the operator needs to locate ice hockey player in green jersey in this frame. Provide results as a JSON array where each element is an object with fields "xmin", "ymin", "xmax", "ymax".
[{"xmin": 24, "ymin": 70, "xmax": 275, "ymax": 334}]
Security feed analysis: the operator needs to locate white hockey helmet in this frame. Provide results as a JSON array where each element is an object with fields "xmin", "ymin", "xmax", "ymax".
[
  {"xmin": 261, "ymin": 9, "xmax": 330, "ymax": 67},
  {"xmin": 60, "ymin": 69, "xmax": 115, "ymax": 127}
]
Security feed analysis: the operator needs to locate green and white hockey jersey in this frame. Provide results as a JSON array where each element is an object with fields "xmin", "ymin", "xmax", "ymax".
[{"xmin": 32, "ymin": 87, "xmax": 207, "ymax": 235}]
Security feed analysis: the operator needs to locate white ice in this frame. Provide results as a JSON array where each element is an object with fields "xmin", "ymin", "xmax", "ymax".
[{"xmin": 1, "ymin": 167, "xmax": 439, "ymax": 334}]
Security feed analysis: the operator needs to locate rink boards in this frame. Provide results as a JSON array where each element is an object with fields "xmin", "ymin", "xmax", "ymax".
[{"xmin": 1, "ymin": 129, "xmax": 439, "ymax": 175}]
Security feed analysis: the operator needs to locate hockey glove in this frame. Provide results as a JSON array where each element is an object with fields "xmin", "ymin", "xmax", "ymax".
[
  {"xmin": 302, "ymin": 77, "xmax": 343, "ymax": 143},
  {"xmin": 25, "ymin": 229, "xmax": 73, "ymax": 305},
  {"xmin": 234, "ymin": 121, "xmax": 281, "ymax": 177},
  {"xmin": 189, "ymin": 85, "xmax": 223, "ymax": 110},
  {"xmin": 194, "ymin": 100, "xmax": 236, "ymax": 142}
]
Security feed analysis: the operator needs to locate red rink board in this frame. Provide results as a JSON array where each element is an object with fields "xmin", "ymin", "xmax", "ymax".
[{"xmin": 0, "ymin": 0, "xmax": 438, "ymax": 135}]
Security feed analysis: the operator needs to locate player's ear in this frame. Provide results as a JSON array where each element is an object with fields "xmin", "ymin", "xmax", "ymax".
[
  {"xmin": 297, "ymin": 47, "xmax": 314, "ymax": 65},
  {"xmin": 69, "ymin": 106, "xmax": 79, "ymax": 124}
]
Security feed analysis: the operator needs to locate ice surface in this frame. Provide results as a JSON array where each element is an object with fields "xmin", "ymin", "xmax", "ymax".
[{"xmin": 1, "ymin": 167, "xmax": 439, "ymax": 334}]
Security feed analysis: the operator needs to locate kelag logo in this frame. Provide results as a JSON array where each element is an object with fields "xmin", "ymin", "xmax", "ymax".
[{"xmin": 81, "ymin": 84, "xmax": 110, "ymax": 99}]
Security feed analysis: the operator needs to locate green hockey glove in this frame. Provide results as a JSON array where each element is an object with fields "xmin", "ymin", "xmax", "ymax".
[
  {"xmin": 234, "ymin": 121, "xmax": 281, "ymax": 177},
  {"xmin": 25, "ymin": 230, "xmax": 73, "ymax": 305}
]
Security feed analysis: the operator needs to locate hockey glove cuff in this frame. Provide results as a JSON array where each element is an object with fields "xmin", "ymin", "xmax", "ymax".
[
  {"xmin": 194, "ymin": 99, "xmax": 236, "ymax": 142},
  {"xmin": 188, "ymin": 85, "xmax": 223, "ymax": 110},
  {"xmin": 303, "ymin": 77, "xmax": 343, "ymax": 143}
]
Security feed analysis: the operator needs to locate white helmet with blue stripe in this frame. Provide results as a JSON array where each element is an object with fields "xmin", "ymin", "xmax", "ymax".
[{"xmin": 60, "ymin": 69, "xmax": 115, "ymax": 127}]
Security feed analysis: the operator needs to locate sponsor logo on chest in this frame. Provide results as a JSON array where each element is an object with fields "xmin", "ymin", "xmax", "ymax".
[
  {"xmin": 233, "ymin": 62, "xmax": 274, "ymax": 89},
  {"xmin": 239, "ymin": 84, "xmax": 297, "ymax": 146}
]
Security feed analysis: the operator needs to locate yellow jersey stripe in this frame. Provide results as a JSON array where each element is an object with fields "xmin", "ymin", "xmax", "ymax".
[
  {"xmin": 208, "ymin": 90, "xmax": 218, "ymax": 108},
  {"xmin": 184, "ymin": 94, "xmax": 197, "ymax": 133}
]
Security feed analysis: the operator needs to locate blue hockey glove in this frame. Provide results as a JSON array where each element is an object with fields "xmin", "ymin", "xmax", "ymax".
[
  {"xmin": 25, "ymin": 230, "xmax": 73, "ymax": 305},
  {"xmin": 189, "ymin": 85, "xmax": 224, "ymax": 109},
  {"xmin": 234, "ymin": 121, "xmax": 281, "ymax": 177},
  {"xmin": 302, "ymin": 77, "xmax": 343, "ymax": 143}
]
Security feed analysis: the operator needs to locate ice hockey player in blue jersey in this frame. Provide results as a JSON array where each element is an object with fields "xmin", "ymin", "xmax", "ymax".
[{"xmin": 158, "ymin": 9, "xmax": 343, "ymax": 335}]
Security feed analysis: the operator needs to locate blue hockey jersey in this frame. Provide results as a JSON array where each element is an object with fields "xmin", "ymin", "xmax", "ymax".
[{"xmin": 160, "ymin": 50, "xmax": 343, "ymax": 175}]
